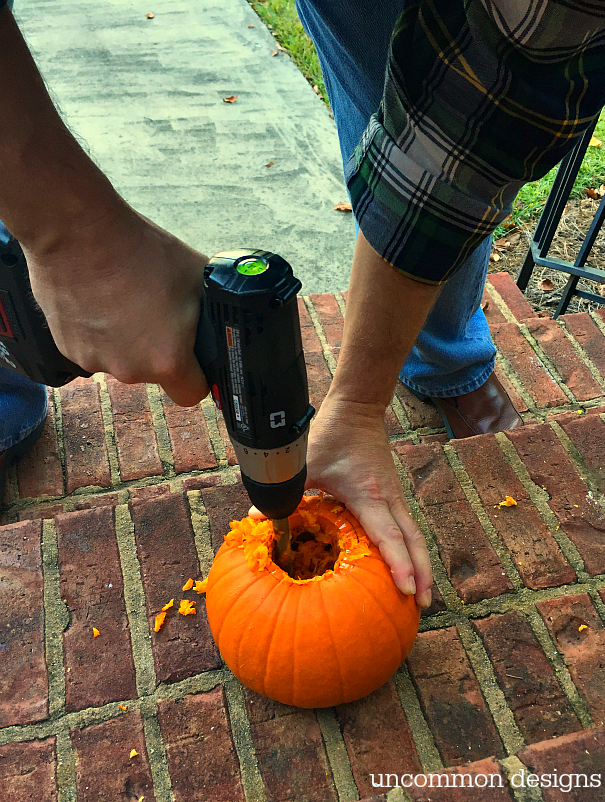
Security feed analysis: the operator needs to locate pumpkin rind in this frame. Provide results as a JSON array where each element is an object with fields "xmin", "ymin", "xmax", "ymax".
[{"xmin": 205, "ymin": 495, "xmax": 420, "ymax": 708}]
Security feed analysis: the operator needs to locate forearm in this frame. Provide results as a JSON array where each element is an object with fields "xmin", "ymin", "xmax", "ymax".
[
  {"xmin": 328, "ymin": 230, "xmax": 440, "ymax": 411},
  {"xmin": 0, "ymin": 5, "xmax": 127, "ymax": 253}
]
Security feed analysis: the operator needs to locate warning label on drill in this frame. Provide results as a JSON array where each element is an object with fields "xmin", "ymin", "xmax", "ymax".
[{"xmin": 226, "ymin": 325, "xmax": 250, "ymax": 434}]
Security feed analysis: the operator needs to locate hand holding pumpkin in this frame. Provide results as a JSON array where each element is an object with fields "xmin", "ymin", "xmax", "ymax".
[{"xmin": 287, "ymin": 394, "xmax": 432, "ymax": 608}]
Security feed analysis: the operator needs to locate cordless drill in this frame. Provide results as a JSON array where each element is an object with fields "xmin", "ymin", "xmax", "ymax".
[{"xmin": 0, "ymin": 239, "xmax": 314, "ymax": 549}]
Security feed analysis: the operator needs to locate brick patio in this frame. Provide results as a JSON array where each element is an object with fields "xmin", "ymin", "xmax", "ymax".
[{"xmin": 2, "ymin": 273, "xmax": 605, "ymax": 802}]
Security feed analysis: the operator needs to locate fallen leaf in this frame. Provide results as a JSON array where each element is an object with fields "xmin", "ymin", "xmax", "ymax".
[
  {"xmin": 489, "ymin": 250, "xmax": 501, "ymax": 262},
  {"xmin": 589, "ymin": 135, "xmax": 602, "ymax": 148},
  {"xmin": 146, "ymin": 12, "xmax": 154, "ymax": 19},
  {"xmin": 541, "ymin": 279, "xmax": 555, "ymax": 291},
  {"xmin": 178, "ymin": 599, "xmax": 197, "ymax": 616},
  {"xmin": 507, "ymin": 232, "xmax": 521, "ymax": 246},
  {"xmin": 92, "ymin": 627, "xmax": 100, "ymax": 638},
  {"xmin": 494, "ymin": 237, "xmax": 509, "ymax": 248},
  {"xmin": 130, "ymin": 749, "xmax": 139, "ymax": 760},
  {"xmin": 499, "ymin": 496, "xmax": 517, "ymax": 507},
  {"xmin": 333, "ymin": 201, "xmax": 352, "ymax": 212},
  {"xmin": 265, "ymin": 160, "xmax": 274, "ymax": 168},
  {"xmin": 536, "ymin": 311, "xmax": 550, "ymax": 317},
  {"xmin": 248, "ymin": 24, "xmax": 254, "ymax": 28},
  {"xmin": 270, "ymin": 50, "xmax": 278, "ymax": 57},
  {"xmin": 223, "ymin": 95, "xmax": 238, "ymax": 103},
  {"xmin": 312, "ymin": 85, "xmax": 320, "ymax": 94},
  {"xmin": 182, "ymin": 578, "xmax": 194, "ymax": 592},
  {"xmin": 586, "ymin": 188, "xmax": 600, "ymax": 200}
]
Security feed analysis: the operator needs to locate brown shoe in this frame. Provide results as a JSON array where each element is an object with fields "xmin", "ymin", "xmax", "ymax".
[{"xmin": 412, "ymin": 372, "xmax": 523, "ymax": 439}]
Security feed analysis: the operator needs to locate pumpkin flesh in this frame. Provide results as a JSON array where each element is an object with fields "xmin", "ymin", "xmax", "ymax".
[{"xmin": 205, "ymin": 495, "xmax": 420, "ymax": 708}]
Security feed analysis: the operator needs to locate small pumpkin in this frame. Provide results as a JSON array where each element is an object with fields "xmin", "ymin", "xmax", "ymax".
[{"xmin": 204, "ymin": 494, "xmax": 420, "ymax": 708}]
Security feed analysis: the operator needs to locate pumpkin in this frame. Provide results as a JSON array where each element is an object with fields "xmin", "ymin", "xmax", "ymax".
[{"xmin": 204, "ymin": 494, "xmax": 420, "ymax": 708}]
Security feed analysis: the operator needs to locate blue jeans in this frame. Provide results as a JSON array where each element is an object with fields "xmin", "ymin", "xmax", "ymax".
[
  {"xmin": 0, "ymin": 221, "xmax": 48, "ymax": 450},
  {"xmin": 296, "ymin": 0, "xmax": 496, "ymax": 397}
]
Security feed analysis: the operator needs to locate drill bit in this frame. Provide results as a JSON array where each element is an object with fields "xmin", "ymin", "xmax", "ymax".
[{"xmin": 272, "ymin": 517, "xmax": 293, "ymax": 574}]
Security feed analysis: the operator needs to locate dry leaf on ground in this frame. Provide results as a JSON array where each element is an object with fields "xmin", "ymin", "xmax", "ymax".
[
  {"xmin": 541, "ymin": 279, "xmax": 555, "ymax": 291},
  {"xmin": 223, "ymin": 95, "xmax": 238, "ymax": 103},
  {"xmin": 334, "ymin": 201, "xmax": 352, "ymax": 212}
]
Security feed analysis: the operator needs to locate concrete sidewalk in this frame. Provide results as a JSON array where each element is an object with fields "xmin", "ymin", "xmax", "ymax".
[
  {"xmin": 3, "ymin": 2, "xmax": 605, "ymax": 801},
  {"xmin": 16, "ymin": 0, "xmax": 355, "ymax": 293}
]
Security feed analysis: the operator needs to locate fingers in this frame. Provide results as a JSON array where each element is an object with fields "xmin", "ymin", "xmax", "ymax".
[
  {"xmin": 160, "ymin": 351, "xmax": 210, "ymax": 407},
  {"xmin": 357, "ymin": 499, "xmax": 432, "ymax": 608}
]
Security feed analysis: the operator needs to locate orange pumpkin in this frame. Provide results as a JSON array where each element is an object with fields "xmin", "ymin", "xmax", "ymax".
[{"xmin": 204, "ymin": 494, "xmax": 420, "ymax": 708}]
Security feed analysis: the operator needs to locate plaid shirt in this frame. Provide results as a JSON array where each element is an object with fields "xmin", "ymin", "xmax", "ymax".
[{"xmin": 346, "ymin": 0, "xmax": 605, "ymax": 284}]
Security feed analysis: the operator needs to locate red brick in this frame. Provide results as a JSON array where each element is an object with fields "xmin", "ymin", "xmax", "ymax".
[
  {"xmin": 537, "ymin": 594, "xmax": 605, "ymax": 725},
  {"xmin": 298, "ymin": 297, "xmax": 333, "ymax": 411},
  {"xmin": 506, "ymin": 423, "xmax": 605, "ymax": 576},
  {"xmin": 473, "ymin": 611, "xmax": 580, "ymax": 742},
  {"xmin": 454, "ymin": 435, "xmax": 575, "ymax": 589},
  {"xmin": 396, "ymin": 442, "xmax": 512, "ymax": 603},
  {"xmin": 106, "ymin": 378, "xmax": 163, "ymax": 481},
  {"xmin": 17, "ymin": 401, "xmax": 63, "ymax": 498},
  {"xmin": 182, "ymin": 474, "xmax": 223, "ymax": 491},
  {"xmin": 309, "ymin": 292, "xmax": 343, "ymax": 349},
  {"xmin": 72, "ymin": 492, "xmax": 120, "ymax": 510},
  {"xmin": 394, "ymin": 381, "xmax": 443, "ymax": 431},
  {"xmin": 56, "ymin": 506, "xmax": 136, "ymax": 712},
  {"xmin": 128, "ymin": 483, "xmax": 175, "ymax": 503},
  {"xmin": 488, "ymin": 273, "xmax": 536, "ymax": 321},
  {"xmin": 158, "ymin": 687, "xmax": 245, "ymax": 802},
  {"xmin": 17, "ymin": 503, "xmax": 64, "ymax": 521},
  {"xmin": 407, "ymin": 757, "xmax": 514, "ymax": 801},
  {"xmin": 71, "ymin": 712, "xmax": 156, "ymax": 802},
  {"xmin": 201, "ymin": 483, "xmax": 255, "ymax": 552},
  {"xmin": 0, "ymin": 738, "xmax": 57, "ymax": 802},
  {"xmin": 558, "ymin": 413, "xmax": 605, "ymax": 493},
  {"xmin": 162, "ymin": 395, "xmax": 218, "ymax": 473},
  {"xmin": 245, "ymin": 689, "xmax": 337, "ymax": 802},
  {"xmin": 517, "ymin": 726, "xmax": 605, "ymax": 802},
  {"xmin": 384, "ymin": 405, "xmax": 404, "ymax": 437},
  {"xmin": 421, "ymin": 582, "xmax": 448, "ymax": 618},
  {"xmin": 493, "ymin": 363, "xmax": 529, "ymax": 414},
  {"xmin": 0, "ymin": 520, "xmax": 48, "ymax": 727},
  {"xmin": 60, "ymin": 381, "xmax": 111, "ymax": 493},
  {"xmin": 564, "ymin": 312, "xmax": 605, "ymax": 379},
  {"xmin": 549, "ymin": 405, "xmax": 605, "ymax": 426},
  {"xmin": 335, "ymin": 680, "xmax": 423, "ymax": 800},
  {"xmin": 406, "ymin": 628, "xmax": 504, "ymax": 765},
  {"xmin": 129, "ymin": 493, "xmax": 221, "ymax": 683},
  {"xmin": 491, "ymin": 322, "xmax": 567, "ymax": 407},
  {"xmin": 482, "ymin": 284, "xmax": 509, "ymax": 326},
  {"xmin": 524, "ymin": 317, "xmax": 602, "ymax": 401}
]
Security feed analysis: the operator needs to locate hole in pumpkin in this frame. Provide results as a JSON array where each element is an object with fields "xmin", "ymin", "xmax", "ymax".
[{"xmin": 273, "ymin": 524, "xmax": 341, "ymax": 580}]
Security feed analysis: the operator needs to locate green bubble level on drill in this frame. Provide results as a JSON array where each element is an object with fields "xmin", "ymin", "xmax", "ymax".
[{"xmin": 236, "ymin": 257, "xmax": 268, "ymax": 276}]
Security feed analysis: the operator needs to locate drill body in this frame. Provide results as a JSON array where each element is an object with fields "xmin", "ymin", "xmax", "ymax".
[{"xmin": 0, "ymin": 239, "xmax": 313, "ymax": 523}]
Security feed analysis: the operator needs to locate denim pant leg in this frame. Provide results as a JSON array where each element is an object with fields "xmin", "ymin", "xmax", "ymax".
[
  {"xmin": 0, "ymin": 221, "xmax": 48, "ymax": 450},
  {"xmin": 296, "ymin": 0, "xmax": 496, "ymax": 397}
]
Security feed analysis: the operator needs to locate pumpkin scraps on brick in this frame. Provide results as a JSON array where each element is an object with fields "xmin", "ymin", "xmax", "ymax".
[{"xmin": 200, "ymin": 494, "xmax": 421, "ymax": 708}]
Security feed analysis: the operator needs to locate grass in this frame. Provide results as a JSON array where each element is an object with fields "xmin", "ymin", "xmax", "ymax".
[{"xmin": 248, "ymin": 0, "xmax": 605, "ymax": 237}]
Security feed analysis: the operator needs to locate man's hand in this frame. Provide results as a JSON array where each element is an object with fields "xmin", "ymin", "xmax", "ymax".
[
  {"xmin": 23, "ymin": 209, "xmax": 210, "ymax": 407},
  {"xmin": 305, "ymin": 394, "xmax": 433, "ymax": 608}
]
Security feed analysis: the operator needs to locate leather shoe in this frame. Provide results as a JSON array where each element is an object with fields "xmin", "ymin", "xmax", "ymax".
[
  {"xmin": 411, "ymin": 372, "xmax": 523, "ymax": 439},
  {"xmin": 0, "ymin": 419, "xmax": 46, "ymax": 503}
]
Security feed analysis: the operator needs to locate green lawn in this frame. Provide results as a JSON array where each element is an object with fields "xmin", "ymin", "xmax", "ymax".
[{"xmin": 248, "ymin": 0, "xmax": 605, "ymax": 237}]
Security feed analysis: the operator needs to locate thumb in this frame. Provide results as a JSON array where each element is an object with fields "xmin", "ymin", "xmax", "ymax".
[{"xmin": 160, "ymin": 352, "xmax": 209, "ymax": 407}]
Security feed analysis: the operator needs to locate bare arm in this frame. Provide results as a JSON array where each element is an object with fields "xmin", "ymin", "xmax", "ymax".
[
  {"xmin": 0, "ymin": 5, "xmax": 209, "ymax": 406},
  {"xmin": 306, "ymin": 230, "xmax": 439, "ymax": 607}
]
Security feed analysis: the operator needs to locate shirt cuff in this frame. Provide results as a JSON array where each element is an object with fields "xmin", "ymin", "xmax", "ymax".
[{"xmin": 345, "ymin": 116, "xmax": 514, "ymax": 285}]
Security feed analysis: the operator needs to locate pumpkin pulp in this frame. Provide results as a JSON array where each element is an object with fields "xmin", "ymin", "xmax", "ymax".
[{"xmin": 224, "ymin": 494, "xmax": 371, "ymax": 583}]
